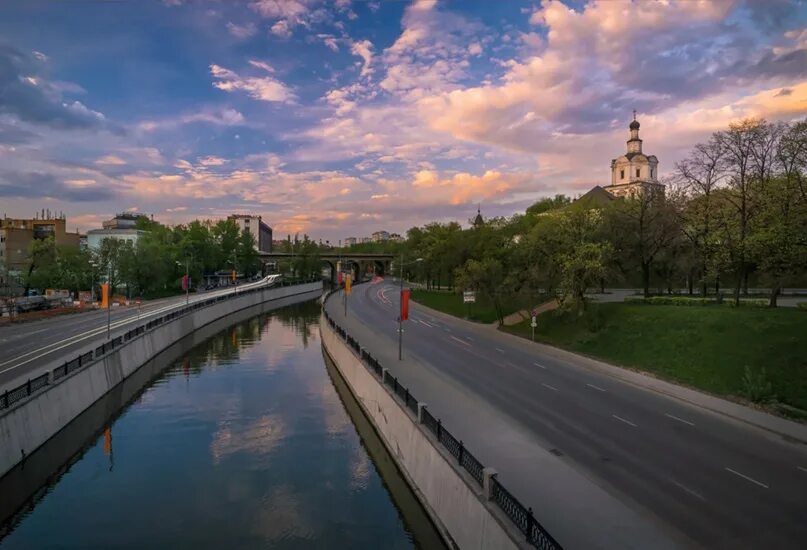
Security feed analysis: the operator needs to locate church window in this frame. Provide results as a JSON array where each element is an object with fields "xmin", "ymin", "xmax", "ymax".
[
  {"xmin": 620, "ymin": 169, "xmax": 624, "ymax": 179},
  {"xmin": 651, "ymin": 168, "xmax": 654, "ymax": 178},
  {"xmin": 636, "ymin": 168, "xmax": 640, "ymax": 177}
]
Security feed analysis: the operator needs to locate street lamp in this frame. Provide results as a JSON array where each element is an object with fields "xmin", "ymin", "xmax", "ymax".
[
  {"xmin": 89, "ymin": 260, "xmax": 98, "ymax": 304},
  {"xmin": 397, "ymin": 255, "xmax": 423, "ymax": 360},
  {"xmin": 106, "ymin": 259, "xmax": 112, "ymax": 339}
]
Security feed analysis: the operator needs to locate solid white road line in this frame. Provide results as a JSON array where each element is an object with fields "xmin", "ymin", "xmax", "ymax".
[
  {"xmin": 449, "ymin": 335, "xmax": 471, "ymax": 347},
  {"xmin": 496, "ymin": 348, "xmax": 505, "ymax": 353},
  {"xmin": 672, "ymin": 480, "xmax": 707, "ymax": 502},
  {"xmin": 533, "ymin": 362, "xmax": 547, "ymax": 369},
  {"xmin": 797, "ymin": 466, "xmax": 807, "ymax": 474},
  {"xmin": 665, "ymin": 413, "xmax": 695, "ymax": 426},
  {"xmin": 465, "ymin": 336, "xmax": 473, "ymax": 341},
  {"xmin": 612, "ymin": 414, "xmax": 637, "ymax": 427},
  {"xmin": 586, "ymin": 383, "xmax": 606, "ymax": 392},
  {"xmin": 725, "ymin": 467, "xmax": 769, "ymax": 489},
  {"xmin": 541, "ymin": 383, "xmax": 559, "ymax": 392}
]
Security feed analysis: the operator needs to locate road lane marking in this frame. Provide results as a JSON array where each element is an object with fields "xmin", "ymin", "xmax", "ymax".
[
  {"xmin": 465, "ymin": 336, "xmax": 473, "ymax": 341},
  {"xmin": 665, "ymin": 413, "xmax": 695, "ymax": 426},
  {"xmin": 797, "ymin": 466, "xmax": 807, "ymax": 474},
  {"xmin": 725, "ymin": 467, "xmax": 768, "ymax": 489},
  {"xmin": 533, "ymin": 362, "xmax": 547, "ymax": 369},
  {"xmin": 444, "ymin": 328, "xmax": 451, "ymax": 332},
  {"xmin": 672, "ymin": 480, "xmax": 706, "ymax": 502},
  {"xmin": 419, "ymin": 319, "xmax": 434, "ymax": 327},
  {"xmin": 449, "ymin": 335, "xmax": 471, "ymax": 347},
  {"xmin": 541, "ymin": 383, "xmax": 558, "ymax": 392},
  {"xmin": 586, "ymin": 383, "xmax": 606, "ymax": 392},
  {"xmin": 496, "ymin": 348, "xmax": 505, "ymax": 353},
  {"xmin": 612, "ymin": 414, "xmax": 637, "ymax": 427}
]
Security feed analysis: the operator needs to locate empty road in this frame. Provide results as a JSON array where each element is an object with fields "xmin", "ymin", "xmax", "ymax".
[{"xmin": 332, "ymin": 279, "xmax": 807, "ymax": 549}]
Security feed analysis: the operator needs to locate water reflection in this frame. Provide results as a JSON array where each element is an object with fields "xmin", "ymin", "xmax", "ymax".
[{"xmin": 0, "ymin": 300, "xmax": 423, "ymax": 549}]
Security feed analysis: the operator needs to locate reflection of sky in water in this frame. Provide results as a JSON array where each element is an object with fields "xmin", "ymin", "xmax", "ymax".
[{"xmin": 1, "ymin": 302, "xmax": 416, "ymax": 549}]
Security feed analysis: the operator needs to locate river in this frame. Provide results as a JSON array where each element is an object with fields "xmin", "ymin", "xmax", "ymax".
[{"xmin": 0, "ymin": 299, "xmax": 443, "ymax": 549}]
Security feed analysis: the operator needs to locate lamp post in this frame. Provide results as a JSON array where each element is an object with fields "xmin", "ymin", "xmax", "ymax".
[
  {"xmin": 106, "ymin": 260, "xmax": 112, "ymax": 339},
  {"xmin": 397, "ymin": 255, "xmax": 423, "ymax": 360},
  {"xmin": 89, "ymin": 260, "xmax": 97, "ymax": 304}
]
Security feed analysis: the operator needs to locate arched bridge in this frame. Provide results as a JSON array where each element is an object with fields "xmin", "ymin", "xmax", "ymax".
[{"xmin": 259, "ymin": 252, "xmax": 394, "ymax": 283}]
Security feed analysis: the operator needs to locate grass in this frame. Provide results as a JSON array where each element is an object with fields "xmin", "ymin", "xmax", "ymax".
[
  {"xmin": 410, "ymin": 289, "xmax": 528, "ymax": 324},
  {"xmin": 502, "ymin": 302, "xmax": 807, "ymax": 415}
]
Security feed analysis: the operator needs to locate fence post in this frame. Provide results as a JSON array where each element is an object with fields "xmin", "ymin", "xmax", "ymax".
[
  {"xmin": 2, "ymin": 390, "xmax": 8, "ymax": 409},
  {"xmin": 483, "ymin": 468, "xmax": 498, "ymax": 500},
  {"xmin": 26, "ymin": 378, "xmax": 31, "ymax": 396},
  {"xmin": 404, "ymin": 388, "xmax": 410, "ymax": 407},
  {"xmin": 458, "ymin": 440, "xmax": 464, "ymax": 464},
  {"xmin": 437, "ymin": 418, "xmax": 442, "ymax": 440},
  {"xmin": 382, "ymin": 368, "xmax": 388, "ymax": 385},
  {"xmin": 417, "ymin": 402, "xmax": 427, "ymax": 423},
  {"xmin": 526, "ymin": 507, "xmax": 536, "ymax": 541}
]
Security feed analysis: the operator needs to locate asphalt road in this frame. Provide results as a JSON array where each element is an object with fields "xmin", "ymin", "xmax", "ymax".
[
  {"xmin": 0, "ymin": 281, "xmax": 268, "ymax": 389},
  {"xmin": 339, "ymin": 279, "xmax": 807, "ymax": 549}
]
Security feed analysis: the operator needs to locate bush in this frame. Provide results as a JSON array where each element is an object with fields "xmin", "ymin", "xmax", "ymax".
[
  {"xmin": 742, "ymin": 366, "xmax": 774, "ymax": 403},
  {"xmin": 798, "ymin": 302, "xmax": 807, "ymax": 310},
  {"xmin": 626, "ymin": 296, "xmax": 768, "ymax": 308}
]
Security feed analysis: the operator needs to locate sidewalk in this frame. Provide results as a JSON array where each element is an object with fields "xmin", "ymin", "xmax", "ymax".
[{"xmin": 325, "ymin": 291, "xmax": 685, "ymax": 550}]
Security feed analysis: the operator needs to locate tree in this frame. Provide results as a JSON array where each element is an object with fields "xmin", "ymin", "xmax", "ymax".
[
  {"xmin": 238, "ymin": 230, "xmax": 261, "ymax": 277},
  {"xmin": 455, "ymin": 257, "xmax": 505, "ymax": 325}
]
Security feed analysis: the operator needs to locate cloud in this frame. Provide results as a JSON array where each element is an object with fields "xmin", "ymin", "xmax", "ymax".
[
  {"xmin": 95, "ymin": 155, "xmax": 127, "ymax": 166},
  {"xmin": 350, "ymin": 39, "xmax": 373, "ymax": 77},
  {"xmin": 138, "ymin": 107, "xmax": 246, "ymax": 131},
  {"xmin": 0, "ymin": 171, "xmax": 117, "ymax": 201},
  {"xmin": 210, "ymin": 63, "xmax": 294, "ymax": 102},
  {"xmin": 226, "ymin": 21, "xmax": 258, "ymax": 39},
  {"xmin": 0, "ymin": 43, "xmax": 106, "ymax": 130}
]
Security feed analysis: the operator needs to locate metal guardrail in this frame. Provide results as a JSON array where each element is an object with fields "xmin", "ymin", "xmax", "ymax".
[
  {"xmin": 0, "ymin": 279, "xmax": 320, "ymax": 411},
  {"xmin": 322, "ymin": 288, "xmax": 561, "ymax": 550}
]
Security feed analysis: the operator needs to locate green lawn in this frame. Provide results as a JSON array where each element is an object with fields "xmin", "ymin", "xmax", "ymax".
[
  {"xmin": 411, "ymin": 289, "xmax": 529, "ymax": 324},
  {"xmin": 502, "ymin": 303, "xmax": 807, "ymax": 415}
]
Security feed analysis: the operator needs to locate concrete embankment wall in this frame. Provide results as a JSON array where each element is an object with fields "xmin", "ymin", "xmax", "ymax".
[
  {"xmin": 0, "ymin": 282, "xmax": 321, "ymax": 478},
  {"xmin": 320, "ymin": 313, "xmax": 525, "ymax": 550}
]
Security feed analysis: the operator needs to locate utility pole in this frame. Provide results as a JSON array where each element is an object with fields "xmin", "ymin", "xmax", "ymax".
[{"xmin": 396, "ymin": 255, "xmax": 422, "ymax": 360}]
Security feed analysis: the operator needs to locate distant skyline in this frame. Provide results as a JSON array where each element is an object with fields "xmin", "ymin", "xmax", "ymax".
[{"xmin": 1, "ymin": 0, "xmax": 805, "ymax": 239}]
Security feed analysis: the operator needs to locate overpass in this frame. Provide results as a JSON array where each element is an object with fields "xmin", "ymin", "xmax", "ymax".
[{"xmin": 259, "ymin": 251, "xmax": 394, "ymax": 282}]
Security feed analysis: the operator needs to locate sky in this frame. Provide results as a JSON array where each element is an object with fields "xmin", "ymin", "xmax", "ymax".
[{"xmin": 0, "ymin": 0, "xmax": 805, "ymax": 242}]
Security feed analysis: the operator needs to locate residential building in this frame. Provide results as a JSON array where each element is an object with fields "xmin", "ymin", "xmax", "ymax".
[
  {"xmin": 359, "ymin": 237, "xmax": 372, "ymax": 244},
  {"xmin": 344, "ymin": 237, "xmax": 357, "ymax": 247},
  {"xmin": 389, "ymin": 233, "xmax": 404, "ymax": 242},
  {"xmin": 0, "ymin": 227, "xmax": 34, "ymax": 272},
  {"xmin": 87, "ymin": 213, "xmax": 147, "ymax": 249},
  {"xmin": 0, "ymin": 213, "xmax": 81, "ymax": 248},
  {"xmin": 372, "ymin": 230, "xmax": 390, "ymax": 242},
  {"xmin": 228, "ymin": 214, "xmax": 272, "ymax": 253}
]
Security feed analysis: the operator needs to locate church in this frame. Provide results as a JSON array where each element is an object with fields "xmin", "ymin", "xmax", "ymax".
[{"xmin": 601, "ymin": 114, "xmax": 664, "ymax": 199}]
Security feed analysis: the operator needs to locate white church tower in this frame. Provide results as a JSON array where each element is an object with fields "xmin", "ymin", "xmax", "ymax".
[{"xmin": 604, "ymin": 112, "xmax": 664, "ymax": 199}]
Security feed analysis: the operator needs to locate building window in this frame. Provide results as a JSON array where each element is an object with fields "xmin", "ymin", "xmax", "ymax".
[
  {"xmin": 651, "ymin": 168, "xmax": 654, "ymax": 178},
  {"xmin": 620, "ymin": 169, "xmax": 625, "ymax": 179},
  {"xmin": 636, "ymin": 168, "xmax": 640, "ymax": 178}
]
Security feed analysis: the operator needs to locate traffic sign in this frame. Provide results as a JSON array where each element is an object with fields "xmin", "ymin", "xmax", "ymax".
[{"xmin": 463, "ymin": 290, "xmax": 476, "ymax": 303}]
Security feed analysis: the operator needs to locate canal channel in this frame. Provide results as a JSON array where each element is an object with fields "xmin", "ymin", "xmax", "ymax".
[{"xmin": 0, "ymin": 299, "xmax": 444, "ymax": 549}]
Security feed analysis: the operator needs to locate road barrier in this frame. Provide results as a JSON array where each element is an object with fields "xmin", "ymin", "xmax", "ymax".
[
  {"xmin": 323, "ymin": 287, "xmax": 561, "ymax": 550},
  {"xmin": 1, "ymin": 279, "xmax": 320, "ymax": 411}
]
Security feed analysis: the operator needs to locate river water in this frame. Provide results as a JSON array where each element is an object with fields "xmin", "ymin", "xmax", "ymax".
[{"xmin": 0, "ymin": 299, "xmax": 442, "ymax": 549}]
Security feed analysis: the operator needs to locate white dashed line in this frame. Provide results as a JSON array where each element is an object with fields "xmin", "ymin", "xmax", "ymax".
[
  {"xmin": 496, "ymin": 348, "xmax": 505, "ymax": 354},
  {"xmin": 465, "ymin": 336, "xmax": 473, "ymax": 341},
  {"xmin": 672, "ymin": 480, "xmax": 706, "ymax": 502},
  {"xmin": 449, "ymin": 335, "xmax": 471, "ymax": 347},
  {"xmin": 797, "ymin": 466, "xmax": 807, "ymax": 474},
  {"xmin": 725, "ymin": 467, "xmax": 768, "ymax": 489},
  {"xmin": 586, "ymin": 383, "xmax": 606, "ymax": 392},
  {"xmin": 541, "ymin": 383, "xmax": 558, "ymax": 392},
  {"xmin": 665, "ymin": 413, "xmax": 695, "ymax": 426},
  {"xmin": 533, "ymin": 362, "xmax": 547, "ymax": 369},
  {"xmin": 612, "ymin": 414, "xmax": 637, "ymax": 427}
]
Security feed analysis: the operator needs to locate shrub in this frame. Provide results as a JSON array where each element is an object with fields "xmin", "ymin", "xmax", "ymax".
[
  {"xmin": 742, "ymin": 366, "xmax": 774, "ymax": 403},
  {"xmin": 798, "ymin": 302, "xmax": 807, "ymax": 311},
  {"xmin": 626, "ymin": 296, "xmax": 769, "ymax": 308}
]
